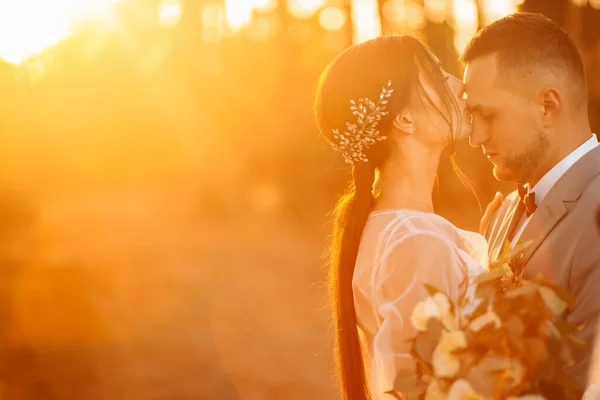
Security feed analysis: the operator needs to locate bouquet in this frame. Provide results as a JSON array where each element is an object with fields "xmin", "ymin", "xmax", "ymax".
[{"xmin": 387, "ymin": 241, "xmax": 586, "ymax": 400}]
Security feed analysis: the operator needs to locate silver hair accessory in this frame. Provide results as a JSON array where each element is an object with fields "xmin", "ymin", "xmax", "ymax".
[{"xmin": 331, "ymin": 80, "xmax": 393, "ymax": 165}]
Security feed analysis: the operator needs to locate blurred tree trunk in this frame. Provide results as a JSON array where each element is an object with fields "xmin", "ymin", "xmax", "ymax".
[
  {"xmin": 520, "ymin": 0, "xmax": 568, "ymax": 27},
  {"xmin": 475, "ymin": 0, "xmax": 486, "ymax": 28},
  {"xmin": 343, "ymin": 0, "xmax": 355, "ymax": 45},
  {"xmin": 378, "ymin": 0, "xmax": 387, "ymax": 34}
]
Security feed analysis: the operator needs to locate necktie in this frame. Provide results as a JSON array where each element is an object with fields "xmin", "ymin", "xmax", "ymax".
[{"xmin": 518, "ymin": 185, "xmax": 537, "ymax": 216}]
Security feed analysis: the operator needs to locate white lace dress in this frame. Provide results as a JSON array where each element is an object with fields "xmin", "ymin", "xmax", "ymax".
[{"xmin": 353, "ymin": 209, "xmax": 489, "ymax": 398}]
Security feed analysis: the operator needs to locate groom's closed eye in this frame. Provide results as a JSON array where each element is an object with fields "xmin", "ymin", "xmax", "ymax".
[{"xmin": 475, "ymin": 108, "xmax": 496, "ymax": 121}]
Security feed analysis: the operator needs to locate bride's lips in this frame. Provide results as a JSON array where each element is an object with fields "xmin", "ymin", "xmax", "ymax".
[{"xmin": 485, "ymin": 152, "xmax": 498, "ymax": 161}]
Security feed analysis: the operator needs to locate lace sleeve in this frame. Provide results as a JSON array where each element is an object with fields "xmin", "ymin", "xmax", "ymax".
[{"xmin": 370, "ymin": 232, "xmax": 466, "ymax": 396}]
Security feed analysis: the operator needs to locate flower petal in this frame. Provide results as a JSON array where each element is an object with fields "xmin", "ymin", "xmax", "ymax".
[
  {"xmin": 432, "ymin": 331, "xmax": 467, "ymax": 378},
  {"xmin": 538, "ymin": 286, "xmax": 568, "ymax": 315},
  {"xmin": 447, "ymin": 379, "xmax": 485, "ymax": 400},
  {"xmin": 424, "ymin": 380, "xmax": 445, "ymax": 400},
  {"xmin": 470, "ymin": 311, "xmax": 502, "ymax": 332}
]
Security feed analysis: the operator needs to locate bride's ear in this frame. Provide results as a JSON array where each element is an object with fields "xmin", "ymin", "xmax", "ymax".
[{"xmin": 392, "ymin": 110, "xmax": 415, "ymax": 135}]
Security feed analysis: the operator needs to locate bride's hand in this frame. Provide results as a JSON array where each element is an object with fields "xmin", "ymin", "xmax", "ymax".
[{"xmin": 479, "ymin": 191, "xmax": 504, "ymax": 236}]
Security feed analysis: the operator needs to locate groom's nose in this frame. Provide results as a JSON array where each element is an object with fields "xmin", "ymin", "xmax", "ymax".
[{"xmin": 468, "ymin": 125, "xmax": 490, "ymax": 148}]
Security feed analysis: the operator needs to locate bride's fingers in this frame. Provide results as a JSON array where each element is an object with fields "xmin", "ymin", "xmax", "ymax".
[{"xmin": 479, "ymin": 191, "xmax": 504, "ymax": 235}]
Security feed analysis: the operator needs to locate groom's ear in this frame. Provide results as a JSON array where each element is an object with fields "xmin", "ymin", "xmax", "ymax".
[
  {"xmin": 392, "ymin": 110, "xmax": 415, "ymax": 133},
  {"xmin": 539, "ymin": 88, "xmax": 562, "ymax": 122}
]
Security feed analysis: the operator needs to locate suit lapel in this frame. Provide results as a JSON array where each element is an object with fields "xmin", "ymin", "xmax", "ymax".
[
  {"xmin": 518, "ymin": 189, "xmax": 567, "ymax": 265},
  {"xmin": 519, "ymin": 145, "xmax": 600, "ymax": 265}
]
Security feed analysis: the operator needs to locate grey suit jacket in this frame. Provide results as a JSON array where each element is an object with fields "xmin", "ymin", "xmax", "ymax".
[{"xmin": 485, "ymin": 145, "xmax": 600, "ymax": 387}]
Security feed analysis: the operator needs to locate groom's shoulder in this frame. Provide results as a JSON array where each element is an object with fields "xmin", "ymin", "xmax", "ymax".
[
  {"xmin": 574, "ymin": 168, "xmax": 600, "ymax": 207},
  {"xmin": 560, "ymin": 173, "xmax": 600, "ymax": 247},
  {"xmin": 585, "ymin": 170, "xmax": 600, "ymax": 194}
]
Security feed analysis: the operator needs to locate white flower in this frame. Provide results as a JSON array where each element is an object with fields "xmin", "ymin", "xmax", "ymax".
[
  {"xmin": 424, "ymin": 379, "xmax": 445, "ymax": 400},
  {"xmin": 538, "ymin": 286, "xmax": 568, "ymax": 315},
  {"xmin": 411, "ymin": 293, "xmax": 457, "ymax": 331},
  {"xmin": 432, "ymin": 331, "xmax": 467, "ymax": 377},
  {"xmin": 583, "ymin": 384, "xmax": 600, "ymax": 400},
  {"xmin": 543, "ymin": 320, "xmax": 561, "ymax": 338},
  {"xmin": 447, "ymin": 379, "xmax": 486, "ymax": 400},
  {"xmin": 469, "ymin": 311, "xmax": 502, "ymax": 332},
  {"xmin": 502, "ymin": 359, "xmax": 526, "ymax": 389}
]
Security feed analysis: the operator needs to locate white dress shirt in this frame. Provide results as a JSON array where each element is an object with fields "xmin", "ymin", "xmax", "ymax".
[{"xmin": 511, "ymin": 134, "xmax": 599, "ymax": 246}]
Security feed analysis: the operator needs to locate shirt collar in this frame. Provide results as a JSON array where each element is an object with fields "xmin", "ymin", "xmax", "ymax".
[{"xmin": 529, "ymin": 134, "xmax": 598, "ymax": 205}]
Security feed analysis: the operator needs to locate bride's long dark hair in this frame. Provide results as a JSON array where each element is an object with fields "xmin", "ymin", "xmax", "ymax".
[{"xmin": 314, "ymin": 35, "xmax": 464, "ymax": 400}]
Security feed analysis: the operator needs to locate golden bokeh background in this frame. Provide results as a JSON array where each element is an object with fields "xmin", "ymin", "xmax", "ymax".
[{"xmin": 0, "ymin": 0, "xmax": 598, "ymax": 398}]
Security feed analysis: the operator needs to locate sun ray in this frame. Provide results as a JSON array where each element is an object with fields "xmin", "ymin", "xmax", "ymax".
[{"xmin": 0, "ymin": 0, "xmax": 117, "ymax": 64}]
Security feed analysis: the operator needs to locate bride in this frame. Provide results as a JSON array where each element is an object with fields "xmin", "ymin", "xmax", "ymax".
[{"xmin": 314, "ymin": 35, "xmax": 502, "ymax": 399}]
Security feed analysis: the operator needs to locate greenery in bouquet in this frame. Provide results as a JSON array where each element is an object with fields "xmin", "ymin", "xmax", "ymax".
[{"xmin": 387, "ymin": 240, "xmax": 587, "ymax": 400}]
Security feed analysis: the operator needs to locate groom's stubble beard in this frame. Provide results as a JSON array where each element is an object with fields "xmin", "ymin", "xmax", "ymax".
[{"xmin": 496, "ymin": 129, "xmax": 550, "ymax": 185}]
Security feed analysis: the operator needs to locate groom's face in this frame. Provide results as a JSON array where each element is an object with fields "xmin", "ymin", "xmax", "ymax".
[{"xmin": 464, "ymin": 54, "xmax": 546, "ymax": 184}]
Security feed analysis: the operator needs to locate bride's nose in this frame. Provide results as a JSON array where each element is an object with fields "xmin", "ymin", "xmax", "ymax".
[{"xmin": 447, "ymin": 74, "xmax": 465, "ymax": 95}]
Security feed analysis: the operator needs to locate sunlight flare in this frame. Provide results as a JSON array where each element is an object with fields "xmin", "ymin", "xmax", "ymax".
[
  {"xmin": 482, "ymin": 0, "xmax": 519, "ymax": 25},
  {"xmin": 158, "ymin": 0, "xmax": 182, "ymax": 26},
  {"xmin": 452, "ymin": 0, "xmax": 478, "ymax": 53},
  {"xmin": 287, "ymin": 0, "xmax": 325, "ymax": 19},
  {"xmin": 252, "ymin": 0, "xmax": 278, "ymax": 13},
  {"xmin": 225, "ymin": 0, "xmax": 254, "ymax": 30},
  {"xmin": 350, "ymin": 0, "xmax": 382, "ymax": 44},
  {"xmin": 318, "ymin": 7, "xmax": 346, "ymax": 31},
  {"xmin": 424, "ymin": 0, "xmax": 448, "ymax": 24},
  {"xmin": 0, "ymin": 0, "xmax": 117, "ymax": 64}
]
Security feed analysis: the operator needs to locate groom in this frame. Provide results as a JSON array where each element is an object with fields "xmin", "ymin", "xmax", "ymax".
[{"xmin": 463, "ymin": 13, "xmax": 600, "ymax": 386}]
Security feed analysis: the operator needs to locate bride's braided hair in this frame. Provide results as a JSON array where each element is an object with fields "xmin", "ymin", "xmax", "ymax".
[{"xmin": 314, "ymin": 35, "xmax": 461, "ymax": 400}]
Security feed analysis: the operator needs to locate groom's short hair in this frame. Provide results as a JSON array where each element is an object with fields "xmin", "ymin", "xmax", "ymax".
[{"xmin": 461, "ymin": 13, "xmax": 588, "ymax": 109}]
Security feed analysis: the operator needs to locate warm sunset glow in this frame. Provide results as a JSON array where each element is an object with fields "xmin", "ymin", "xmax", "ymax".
[
  {"xmin": 225, "ymin": 0, "xmax": 254, "ymax": 30},
  {"xmin": 452, "ymin": 0, "xmax": 478, "ymax": 53},
  {"xmin": 202, "ymin": 4, "xmax": 227, "ymax": 27},
  {"xmin": 591, "ymin": 0, "xmax": 600, "ymax": 8},
  {"xmin": 287, "ymin": 0, "xmax": 325, "ymax": 19},
  {"xmin": 0, "ymin": 0, "xmax": 117, "ymax": 64},
  {"xmin": 424, "ymin": 0, "xmax": 448, "ymax": 24},
  {"xmin": 158, "ymin": 0, "xmax": 182, "ymax": 26},
  {"xmin": 450, "ymin": 0, "xmax": 519, "ymax": 53},
  {"xmin": 246, "ymin": 16, "xmax": 277, "ymax": 40},
  {"xmin": 405, "ymin": 2, "xmax": 426, "ymax": 30},
  {"xmin": 252, "ymin": 0, "xmax": 278, "ymax": 13},
  {"xmin": 318, "ymin": 7, "xmax": 346, "ymax": 31},
  {"xmin": 350, "ymin": 0, "xmax": 382, "ymax": 44},
  {"xmin": 381, "ymin": 0, "xmax": 406, "ymax": 32},
  {"xmin": 382, "ymin": 0, "xmax": 406, "ymax": 24},
  {"xmin": 202, "ymin": 4, "xmax": 227, "ymax": 42},
  {"xmin": 482, "ymin": 0, "xmax": 518, "ymax": 24}
]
